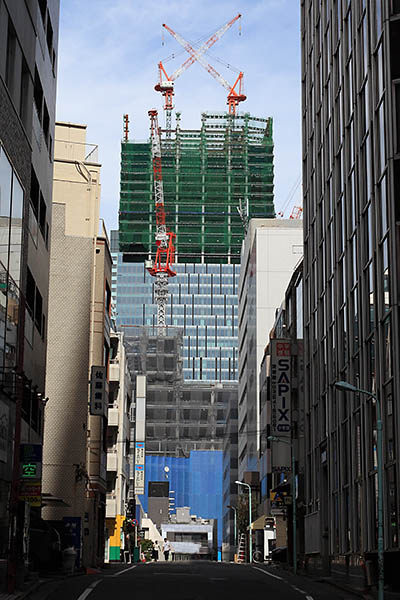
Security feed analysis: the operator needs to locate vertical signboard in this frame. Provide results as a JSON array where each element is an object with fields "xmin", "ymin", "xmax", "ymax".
[
  {"xmin": 270, "ymin": 340, "xmax": 291, "ymax": 473},
  {"xmin": 20, "ymin": 444, "xmax": 42, "ymax": 479},
  {"xmin": 90, "ymin": 366, "xmax": 106, "ymax": 415},
  {"xmin": 135, "ymin": 376, "xmax": 146, "ymax": 495},
  {"xmin": 135, "ymin": 464, "xmax": 145, "ymax": 495},
  {"xmin": 135, "ymin": 442, "xmax": 145, "ymax": 465}
]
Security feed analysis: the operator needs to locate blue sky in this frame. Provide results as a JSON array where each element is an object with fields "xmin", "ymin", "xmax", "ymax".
[{"xmin": 56, "ymin": 0, "xmax": 301, "ymax": 232}]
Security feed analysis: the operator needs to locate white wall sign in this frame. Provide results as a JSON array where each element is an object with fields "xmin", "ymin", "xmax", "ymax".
[{"xmin": 135, "ymin": 464, "xmax": 145, "ymax": 495}]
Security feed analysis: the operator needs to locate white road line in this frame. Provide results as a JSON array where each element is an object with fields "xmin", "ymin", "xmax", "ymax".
[
  {"xmin": 252, "ymin": 566, "xmax": 284, "ymax": 581},
  {"xmin": 76, "ymin": 579, "xmax": 101, "ymax": 600},
  {"xmin": 291, "ymin": 585, "xmax": 308, "ymax": 594},
  {"xmin": 112, "ymin": 564, "xmax": 138, "ymax": 577},
  {"xmin": 252, "ymin": 568, "xmax": 313, "ymax": 600}
]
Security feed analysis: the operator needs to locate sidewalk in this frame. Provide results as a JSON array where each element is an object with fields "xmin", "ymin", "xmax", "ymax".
[
  {"xmin": 0, "ymin": 564, "xmax": 122, "ymax": 600},
  {"xmin": 269, "ymin": 562, "xmax": 400, "ymax": 600}
]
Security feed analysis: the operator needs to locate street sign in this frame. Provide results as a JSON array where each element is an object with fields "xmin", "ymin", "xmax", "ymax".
[{"xmin": 271, "ymin": 508, "xmax": 286, "ymax": 516}]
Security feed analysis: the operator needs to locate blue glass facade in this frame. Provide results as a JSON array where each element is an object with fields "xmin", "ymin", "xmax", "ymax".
[
  {"xmin": 140, "ymin": 451, "xmax": 223, "ymax": 547},
  {"xmin": 111, "ymin": 235, "xmax": 238, "ymax": 383}
]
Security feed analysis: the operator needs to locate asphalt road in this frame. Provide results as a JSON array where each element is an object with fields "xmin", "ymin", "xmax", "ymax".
[{"xmin": 27, "ymin": 561, "xmax": 362, "ymax": 600}]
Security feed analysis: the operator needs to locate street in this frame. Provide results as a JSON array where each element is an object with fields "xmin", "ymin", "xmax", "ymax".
[{"xmin": 26, "ymin": 562, "xmax": 361, "ymax": 600}]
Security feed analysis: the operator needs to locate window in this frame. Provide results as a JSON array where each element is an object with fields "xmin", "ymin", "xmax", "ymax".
[
  {"xmin": 0, "ymin": 146, "xmax": 23, "ymax": 283},
  {"xmin": 46, "ymin": 11, "xmax": 53, "ymax": 55},
  {"xmin": 33, "ymin": 67, "xmax": 43, "ymax": 120},
  {"xmin": 30, "ymin": 166, "xmax": 48, "ymax": 246},
  {"xmin": 26, "ymin": 267, "xmax": 44, "ymax": 337},
  {"xmin": 19, "ymin": 57, "xmax": 30, "ymax": 127},
  {"xmin": 5, "ymin": 19, "xmax": 17, "ymax": 93},
  {"xmin": 38, "ymin": 0, "xmax": 47, "ymax": 24}
]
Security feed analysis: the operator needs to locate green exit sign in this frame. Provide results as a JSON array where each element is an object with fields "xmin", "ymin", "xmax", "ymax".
[{"xmin": 21, "ymin": 463, "xmax": 38, "ymax": 478}]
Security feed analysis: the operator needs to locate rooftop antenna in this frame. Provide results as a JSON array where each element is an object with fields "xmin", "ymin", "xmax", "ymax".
[{"xmin": 123, "ymin": 114, "xmax": 129, "ymax": 142}]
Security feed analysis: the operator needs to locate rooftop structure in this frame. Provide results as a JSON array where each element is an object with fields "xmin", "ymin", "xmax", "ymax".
[{"xmin": 119, "ymin": 112, "xmax": 274, "ymax": 264}]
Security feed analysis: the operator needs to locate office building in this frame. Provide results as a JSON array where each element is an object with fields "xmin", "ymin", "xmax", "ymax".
[
  {"xmin": 0, "ymin": 0, "xmax": 59, "ymax": 590},
  {"xmin": 302, "ymin": 0, "xmax": 400, "ymax": 583},
  {"xmin": 105, "ymin": 330, "xmax": 132, "ymax": 562},
  {"xmin": 111, "ymin": 233, "xmax": 238, "ymax": 382},
  {"xmin": 113, "ymin": 110, "xmax": 274, "ymax": 381},
  {"xmin": 237, "ymin": 219, "xmax": 303, "ymax": 479},
  {"xmin": 114, "ymin": 109, "xmax": 275, "ymax": 554},
  {"xmin": 258, "ymin": 260, "xmax": 304, "ymax": 564},
  {"xmin": 43, "ymin": 123, "xmax": 112, "ymax": 568},
  {"xmin": 222, "ymin": 391, "xmax": 238, "ymax": 561},
  {"xmin": 123, "ymin": 325, "xmax": 237, "ymax": 547}
]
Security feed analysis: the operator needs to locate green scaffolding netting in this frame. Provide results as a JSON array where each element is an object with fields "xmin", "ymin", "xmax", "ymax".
[{"xmin": 119, "ymin": 112, "xmax": 275, "ymax": 264}]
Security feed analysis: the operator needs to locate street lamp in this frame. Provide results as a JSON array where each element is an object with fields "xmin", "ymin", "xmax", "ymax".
[
  {"xmin": 268, "ymin": 435, "xmax": 297, "ymax": 575},
  {"xmin": 226, "ymin": 505, "xmax": 237, "ymax": 551},
  {"xmin": 235, "ymin": 481, "xmax": 252, "ymax": 563},
  {"xmin": 335, "ymin": 381, "xmax": 384, "ymax": 600}
]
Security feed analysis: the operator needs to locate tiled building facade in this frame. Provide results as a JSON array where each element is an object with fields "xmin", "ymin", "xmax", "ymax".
[{"xmin": 302, "ymin": 0, "xmax": 400, "ymax": 580}]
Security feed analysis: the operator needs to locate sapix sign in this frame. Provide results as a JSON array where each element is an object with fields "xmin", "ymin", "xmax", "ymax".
[
  {"xmin": 271, "ymin": 340, "xmax": 291, "ymax": 435},
  {"xmin": 270, "ymin": 340, "xmax": 292, "ymax": 474}
]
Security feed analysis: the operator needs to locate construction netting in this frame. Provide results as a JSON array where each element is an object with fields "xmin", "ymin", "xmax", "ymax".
[{"xmin": 119, "ymin": 112, "xmax": 274, "ymax": 264}]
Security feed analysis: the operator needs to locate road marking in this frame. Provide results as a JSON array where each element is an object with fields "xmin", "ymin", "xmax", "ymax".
[
  {"xmin": 253, "ymin": 568, "xmax": 313, "ymax": 600},
  {"xmin": 291, "ymin": 585, "xmax": 307, "ymax": 594},
  {"xmin": 252, "ymin": 566, "xmax": 284, "ymax": 581},
  {"xmin": 76, "ymin": 579, "xmax": 101, "ymax": 600},
  {"xmin": 112, "ymin": 564, "xmax": 138, "ymax": 577}
]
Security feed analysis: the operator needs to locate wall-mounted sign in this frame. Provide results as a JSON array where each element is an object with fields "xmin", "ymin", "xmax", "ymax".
[
  {"xmin": 18, "ymin": 480, "xmax": 41, "ymax": 506},
  {"xmin": 20, "ymin": 444, "xmax": 42, "ymax": 479},
  {"xmin": 90, "ymin": 366, "xmax": 106, "ymax": 415},
  {"xmin": 135, "ymin": 464, "xmax": 145, "ymax": 495},
  {"xmin": 270, "ymin": 340, "xmax": 291, "ymax": 473},
  {"xmin": 135, "ymin": 442, "xmax": 145, "ymax": 465}
]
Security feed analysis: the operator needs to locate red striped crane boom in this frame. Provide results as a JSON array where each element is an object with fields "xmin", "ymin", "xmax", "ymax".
[{"xmin": 162, "ymin": 19, "xmax": 246, "ymax": 114}]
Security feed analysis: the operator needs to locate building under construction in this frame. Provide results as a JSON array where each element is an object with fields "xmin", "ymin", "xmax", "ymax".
[
  {"xmin": 114, "ymin": 106, "xmax": 275, "ymax": 551},
  {"xmin": 119, "ymin": 111, "xmax": 274, "ymax": 264}
]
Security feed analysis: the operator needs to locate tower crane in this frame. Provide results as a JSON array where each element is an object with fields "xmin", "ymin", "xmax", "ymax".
[
  {"xmin": 155, "ymin": 14, "xmax": 242, "ymax": 134},
  {"xmin": 146, "ymin": 109, "xmax": 176, "ymax": 328},
  {"xmin": 162, "ymin": 21, "xmax": 246, "ymax": 114}
]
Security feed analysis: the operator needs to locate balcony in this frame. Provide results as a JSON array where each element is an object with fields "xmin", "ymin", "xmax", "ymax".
[
  {"xmin": 108, "ymin": 407, "xmax": 119, "ymax": 427},
  {"xmin": 109, "ymin": 362, "xmax": 119, "ymax": 382},
  {"xmin": 106, "ymin": 498, "xmax": 117, "ymax": 518},
  {"xmin": 107, "ymin": 452, "xmax": 117, "ymax": 472}
]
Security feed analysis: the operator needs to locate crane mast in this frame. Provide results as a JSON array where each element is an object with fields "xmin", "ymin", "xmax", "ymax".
[{"xmin": 147, "ymin": 109, "xmax": 176, "ymax": 328}]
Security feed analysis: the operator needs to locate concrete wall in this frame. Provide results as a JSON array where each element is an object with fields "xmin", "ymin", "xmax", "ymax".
[{"xmin": 238, "ymin": 219, "xmax": 303, "ymax": 479}]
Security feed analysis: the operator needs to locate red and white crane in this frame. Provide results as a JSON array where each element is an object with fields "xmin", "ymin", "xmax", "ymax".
[
  {"xmin": 161, "ymin": 18, "xmax": 246, "ymax": 115},
  {"xmin": 146, "ymin": 109, "xmax": 176, "ymax": 327},
  {"xmin": 155, "ymin": 14, "xmax": 243, "ymax": 135}
]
